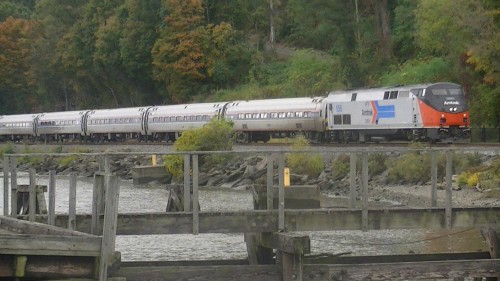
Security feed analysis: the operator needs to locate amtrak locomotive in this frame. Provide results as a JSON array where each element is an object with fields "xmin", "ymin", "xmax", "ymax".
[{"xmin": 0, "ymin": 82, "xmax": 470, "ymax": 143}]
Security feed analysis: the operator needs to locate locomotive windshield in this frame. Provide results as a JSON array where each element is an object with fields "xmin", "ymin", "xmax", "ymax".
[{"xmin": 419, "ymin": 83, "xmax": 467, "ymax": 113}]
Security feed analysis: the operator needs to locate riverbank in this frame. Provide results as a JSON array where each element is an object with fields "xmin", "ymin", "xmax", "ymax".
[{"xmin": 1, "ymin": 143, "xmax": 498, "ymax": 208}]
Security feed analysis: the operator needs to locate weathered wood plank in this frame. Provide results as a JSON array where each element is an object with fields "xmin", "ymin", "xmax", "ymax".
[
  {"xmin": 68, "ymin": 172, "xmax": 77, "ymax": 230},
  {"xmin": 3, "ymin": 155, "xmax": 9, "ymax": 216},
  {"xmin": 47, "ymin": 207, "xmax": 500, "ymax": 235},
  {"xmin": 0, "ymin": 234, "xmax": 101, "ymax": 256},
  {"xmin": 99, "ymin": 175, "xmax": 120, "ymax": 281},
  {"xmin": 0, "ymin": 215, "xmax": 95, "ymax": 236},
  {"xmin": 25, "ymin": 256, "xmax": 96, "ymax": 279},
  {"xmin": 114, "ymin": 264, "xmax": 281, "ymax": 281},
  {"xmin": 29, "ymin": 169, "xmax": 36, "ymax": 222},
  {"xmin": 326, "ymin": 259, "xmax": 500, "ymax": 280},
  {"xmin": 48, "ymin": 170, "xmax": 56, "ymax": 225},
  {"xmin": 258, "ymin": 232, "xmax": 310, "ymax": 254}
]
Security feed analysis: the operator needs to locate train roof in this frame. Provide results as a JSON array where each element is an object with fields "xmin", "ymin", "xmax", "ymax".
[
  {"xmin": 37, "ymin": 110, "xmax": 88, "ymax": 121},
  {"xmin": 87, "ymin": 107, "xmax": 149, "ymax": 118},
  {"xmin": 149, "ymin": 102, "xmax": 225, "ymax": 116},
  {"xmin": 0, "ymin": 113, "xmax": 38, "ymax": 123},
  {"xmin": 225, "ymin": 97, "xmax": 324, "ymax": 113},
  {"xmin": 326, "ymin": 82, "xmax": 461, "ymax": 102}
]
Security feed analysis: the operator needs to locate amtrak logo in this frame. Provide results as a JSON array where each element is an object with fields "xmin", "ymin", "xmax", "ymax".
[
  {"xmin": 371, "ymin": 101, "xmax": 395, "ymax": 123},
  {"xmin": 443, "ymin": 101, "xmax": 459, "ymax": 105}
]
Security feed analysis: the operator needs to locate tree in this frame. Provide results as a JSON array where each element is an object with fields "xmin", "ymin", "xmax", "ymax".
[
  {"xmin": 0, "ymin": 17, "xmax": 35, "ymax": 113},
  {"xmin": 152, "ymin": 0, "xmax": 238, "ymax": 102}
]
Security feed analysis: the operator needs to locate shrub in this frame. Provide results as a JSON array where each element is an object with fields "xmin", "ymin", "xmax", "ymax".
[
  {"xmin": 368, "ymin": 153, "xmax": 387, "ymax": 177},
  {"xmin": 331, "ymin": 154, "xmax": 350, "ymax": 180},
  {"xmin": 386, "ymin": 151, "xmax": 431, "ymax": 184},
  {"xmin": 164, "ymin": 118, "xmax": 235, "ymax": 181},
  {"xmin": 18, "ymin": 145, "xmax": 44, "ymax": 166},
  {"xmin": 0, "ymin": 143, "xmax": 16, "ymax": 157},
  {"xmin": 286, "ymin": 135, "xmax": 324, "ymax": 178}
]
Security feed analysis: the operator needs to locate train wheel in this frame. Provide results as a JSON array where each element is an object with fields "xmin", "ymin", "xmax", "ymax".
[{"xmin": 235, "ymin": 132, "xmax": 248, "ymax": 143}]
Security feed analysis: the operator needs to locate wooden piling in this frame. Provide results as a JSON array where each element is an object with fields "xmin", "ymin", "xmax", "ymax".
[
  {"xmin": 349, "ymin": 152, "xmax": 357, "ymax": 208},
  {"xmin": 92, "ymin": 173, "xmax": 106, "ymax": 235},
  {"xmin": 48, "ymin": 170, "xmax": 56, "ymax": 225},
  {"xmin": 10, "ymin": 157, "xmax": 17, "ymax": 216},
  {"xmin": 192, "ymin": 154, "xmax": 199, "ymax": 235},
  {"xmin": 28, "ymin": 169, "xmax": 36, "ymax": 222},
  {"xmin": 278, "ymin": 153, "xmax": 285, "ymax": 231},
  {"xmin": 431, "ymin": 150, "xmax": 438, "ymax": 207},
  {"xmin": 446, "ymin": 150, "xmax": 453, "ymax": 228},
  {"xmin": 183, "ymin": 154, "xmax": 191, "ymax": 212},
  {"xmin": 361, "ymin": 152, "xmax": 368, "ymax": 232},
  {"xmin": 99, "ymin": 175, "xmax": 120, "ymax": 281},
  {"xmin": 68, "ymin": 172, "xmax": 77, "ymax": 230},
  {"xmin": 3, "ymin": 155, "xmax": 9, "ymax": 216},
  {"xmin": 266, "ymin": 154, "xmax": 273, "ymax": 210}
]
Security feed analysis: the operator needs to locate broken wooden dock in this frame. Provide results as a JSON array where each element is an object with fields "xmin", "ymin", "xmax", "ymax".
[{"xmin": 1, "ymin": 148, "xmax": 500, "ymax": 280}]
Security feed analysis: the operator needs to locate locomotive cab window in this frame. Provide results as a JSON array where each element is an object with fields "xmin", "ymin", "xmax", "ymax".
[
  {"xmin": 342, "ymin": 114, "xmax": 351, "ymax": 125},
  {"xmin": 383, "ymin": 91, "xmax": 390, "ymax": 100},
  {"xmin": 389, "ymin": 91, "xmax": 398, "ymax": 99},
  {"xmin": 351, "ymin": 93, "xmax": 357, "ymax": 101},
  {"xmin": 399, "ymin": 91, "xmax": 409, "ymax": 98},
  {"xmin": 333, "ymin": 115, "xmax": 342, "ymax": 125}
]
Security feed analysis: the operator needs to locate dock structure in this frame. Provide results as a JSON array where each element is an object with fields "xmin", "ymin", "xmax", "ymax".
[{"xmin": 1, "ymin": 147, "xmax": 500, "ymax": 280}]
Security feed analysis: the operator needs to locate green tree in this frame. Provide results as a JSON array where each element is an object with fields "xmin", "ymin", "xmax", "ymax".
[{"xmin": 0, "ymin": 17, "xmax": 35, "ymax": 113}]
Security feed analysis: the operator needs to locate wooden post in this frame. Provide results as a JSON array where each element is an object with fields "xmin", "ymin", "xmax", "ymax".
[
  {"xmin": 278, "ymin": 152, "xmax": 285, "ymax": 231},
  {"xmin": 104, "ymin": 155, "xmax": 110, "ymax": 174},
  {"xmin": 28, "ymin": 169, "xmax": 36, "ymax": 222},
  {"xmin": 183, "ymin": 154, "xmax": 191, "ymax": 212},
  {"xmin": 349, "ymin": 153, "xmax": 357, "ymax": 208},
  {"xmin": 48, "ymin": 170, "xmax": 56, "ymax": 225},
  {"xmin": 445, "ymin": 150, "xmax": 453, "ymax": 228},
  {"xmin": 3, "ymin": 155, "xmax": 9, "ymax": 216},
  {"xmin": 267, "ymin": 154, "xmax": 273, "ymax": 210},
  {"xmin": 10, "ymin": 157, "xmax": 17, "ymax": 216},
  {"xmin": 98, "ymin": 156, "xmax": 105, "ymax": 173},
  {"xmin": 482, "ymin": 228, "xmax": 499, "ymax": 281},
  {"xmin": 92, "ymin": 174, "xmax": 106, "ymax": 235},
  {"xmin": 361, "ymin": 152, "xmax": 368, "ymax": 232},
  {"xmin": 431, "ymin": 150, "xmax": 438, "ymax": 207},
  {"xmin": 192, "ymin": 154, "xmax": 199, "ymax": 235},
  {"xmin": 282, "ymin": 252, "xmax": 303, "ymax": 281},
  {"xmin": 99, "ymin": 175, "xmax": 120, "ymax": 281},
  {"xmin": 68, "ymin": 172, "xmax": 77, "ymax": 230}
]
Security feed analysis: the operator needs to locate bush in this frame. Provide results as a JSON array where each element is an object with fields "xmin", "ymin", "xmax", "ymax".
[
  {"xmin": 18, "ymin": 145, "xmax": 44, "ymax": 166},
  {"xmin": 386, "ymin": 151, "xmax": 431, "ymax": 184},
  {"xmin": 164, "ymin": 118, "xmax": 235, "ymax": 181},
  {"xmin": 286, "ymin": 135, "xmax": 324, "ymax": 178},
  {"xmin": 331, "ymin": 154, "xmax": 350, "ymax": 180},
  {"xmin": 0, "ymin": 143, "xmax": 15, "ymax": 157},
  {"xmin": 368, "ymin": 153, "xmax": 387, "ymax": 177}
]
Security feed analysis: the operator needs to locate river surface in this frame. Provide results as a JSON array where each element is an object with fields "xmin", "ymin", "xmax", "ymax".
[{"xmin": 1, "ymin": 173, "xmax": 488, "ymax": 261}]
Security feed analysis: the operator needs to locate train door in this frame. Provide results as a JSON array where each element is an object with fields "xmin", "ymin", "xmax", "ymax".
[
  {"xmin": 220, "ymin": 102, "xmax": 230, "ymax": 119},
  {"xmin": 141, "ymin": 108, "xmax": 149, "ymax": 136},
  {"xmin": 81, "ymin": 111, "xmax": 90, "ymax": 136},
  {"xmin": 32, "ymin": 115, "xmax": 39, "ymax": 137}
]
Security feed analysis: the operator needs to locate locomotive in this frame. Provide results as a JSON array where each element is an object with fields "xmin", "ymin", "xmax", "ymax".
[{"xmin": 0, "ymin": 82, "xmax": 470, "ymax": 143}]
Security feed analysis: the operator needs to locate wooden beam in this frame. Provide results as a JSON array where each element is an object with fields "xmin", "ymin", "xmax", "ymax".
[
  {"xmin": 99, "ymin": 175, "xmax": 120, "ymax": 281},
  {"xmin": 259, "ymin": 232, "xmax": 310, "ymax": 254},
  {"xmin": 47, "ymin": 207, "xmax": 500, "ymax": 235},
  {"xmin": 114, "ymin": 264, "xmax": 281, "ymax": 281},
  {"xmin": 0, "ymin": 215, "xmax": 95, "ymax": 237},
  {"xmin": 325, "ymin": 259, "xmax": 500, "ymax": 280},
  {"xmin": 0, "ymin": 234, "xmax": 101, "ymax": 256}
]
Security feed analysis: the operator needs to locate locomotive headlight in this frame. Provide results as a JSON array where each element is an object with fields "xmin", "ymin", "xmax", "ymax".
[
  {"xmin": 463, "ymin": 113, "xmax": 467, "ymax": 117},
  {"xmin": 441, "ymin": 114, "xmax": 445, "ymax": 118}
]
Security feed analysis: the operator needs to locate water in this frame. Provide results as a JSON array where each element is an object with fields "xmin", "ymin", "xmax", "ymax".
[{"xmin": 1, "ymin": 174, "xmax": 487, "ymax": 261}]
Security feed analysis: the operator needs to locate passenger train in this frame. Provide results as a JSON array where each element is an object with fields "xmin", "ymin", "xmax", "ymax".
[{"xmin": 0, "ymin": 82, "xmax": 470, "ymax": 143}]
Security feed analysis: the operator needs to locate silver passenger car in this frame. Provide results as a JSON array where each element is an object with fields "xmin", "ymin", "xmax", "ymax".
[{"xmin": 224, "ymin": 97, "xmax": 325, "ymax": 142}]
